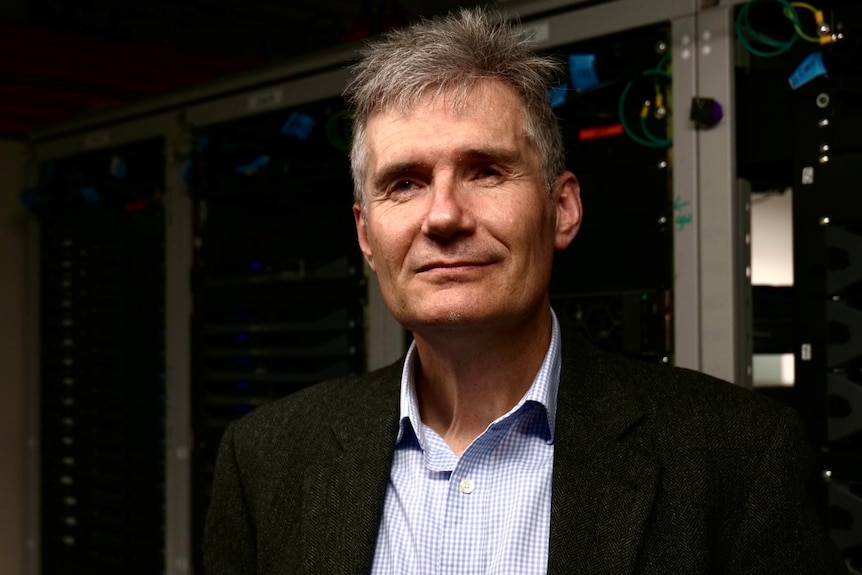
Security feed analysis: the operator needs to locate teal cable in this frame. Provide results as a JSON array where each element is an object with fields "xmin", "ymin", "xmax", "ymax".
[
  {"xmin": 641, "ymin": 115, "xmax": 671, "ymax": 148},
  {"xmin": 618, "ymin": 68, "xmax": 672, "ymax": 148},
  {"xmin": 736, "ymin": 0, "xmax": 802, "ymax": 58}
]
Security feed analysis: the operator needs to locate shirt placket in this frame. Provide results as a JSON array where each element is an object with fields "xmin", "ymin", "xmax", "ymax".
[{"xmin": 437, "ymin": 420, "xmax": 513, "ymax": 575}]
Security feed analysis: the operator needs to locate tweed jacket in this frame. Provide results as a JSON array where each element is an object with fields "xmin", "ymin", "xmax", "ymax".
[{"xmin": 203, "ymin": 325, "xmax": 847, "ymax": 574}]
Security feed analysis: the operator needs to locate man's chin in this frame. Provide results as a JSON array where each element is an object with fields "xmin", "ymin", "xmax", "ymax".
[{"xmin": 397, "ymin": 308, "xmax": 499, "ymax": 333}]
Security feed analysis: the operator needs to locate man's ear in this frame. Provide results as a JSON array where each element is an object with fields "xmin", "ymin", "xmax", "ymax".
[
  {"xmin": 553, "ymin": 171, "xmax": 582, "ymax": 250},
  {"xmin": 353, "ymin": 203, "xmax": 376, "ymax": 272}
]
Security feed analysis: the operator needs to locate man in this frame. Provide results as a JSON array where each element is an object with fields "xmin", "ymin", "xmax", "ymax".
[{"xmin": 204, "ymin": 8, "xmax": 846, "ymax": 574}]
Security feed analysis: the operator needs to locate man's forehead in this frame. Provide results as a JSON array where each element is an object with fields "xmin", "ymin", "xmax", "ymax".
[
  {"xmin": 365, "ymin": 115, "xmax": 525, "ymax": 172},
  {"xmin": 362, "ymin": 84, "xmax": 535, "ymax": 180},
  {"xmin": 367, "ymin": 78, "xmax": 525, "ymax": 123}
]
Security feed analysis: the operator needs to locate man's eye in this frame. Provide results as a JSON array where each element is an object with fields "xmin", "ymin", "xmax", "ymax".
[
  {"xmin": 474, "ymin": 166, "xmax": 503, "ymax": 181},
  {"xmin": 386, "ymin": 179, "xmax": 419, "ymax": 196}
]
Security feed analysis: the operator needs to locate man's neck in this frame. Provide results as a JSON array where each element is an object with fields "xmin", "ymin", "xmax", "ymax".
[{"xmin": 411, "ymin": 308, "xmax": 553, "ymax": 456}]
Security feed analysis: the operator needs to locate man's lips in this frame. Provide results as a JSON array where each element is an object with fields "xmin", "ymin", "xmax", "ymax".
[{"xmin": 416, "ymin": 261, "xmax": 491, "ymax": 273}]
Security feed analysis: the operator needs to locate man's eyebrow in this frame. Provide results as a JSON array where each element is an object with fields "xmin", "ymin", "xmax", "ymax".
[
  {"xmin": 459, "ymin": 147, "xmax": 521, "ymax": 165},
  {"xmin": 369, "ymin": 147, "xmax": 523, "ymax": 190}
]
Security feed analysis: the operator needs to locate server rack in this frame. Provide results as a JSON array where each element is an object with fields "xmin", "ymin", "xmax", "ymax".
[
  {"xmin": 792, "ymin": 8, "xmax": 862, "ymax": 564},
  {"xmin": 734, "ymin": 0, "xmax": 862, "ymax": 567},
  {"xmin": 547, "ymin": 22, "xmax": 674, "ymax": 362},
  {"xmin": 28, "ymin": 136, "xmax": 167, "ymax": 574},
  {"xmin": 183, "ymin": 95, "xmax": 367, "ymax": 572}
]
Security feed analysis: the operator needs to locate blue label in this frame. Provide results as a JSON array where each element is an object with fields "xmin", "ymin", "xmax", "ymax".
[
  {"xmin": 281, "ymin": 111, "xmax": 316, "ymax": 141},
  {"xmin": 182, "ymin": 159, "xmax": 193, "ymax": 184},
  {"xmin": 548, "ymin": 84, "xmax": 568, "ymax": 109},
  {"xmin": 80, "ymin": 186, "xmax": 101, "ymax": 204},
  {"xmin": 20, "ymin": 190, "xmax": 36, "ymax": 210},
  {"xmin": 789, "ymin": 52, "xmax": 827, "ymax": 90},
  {"xmin": 110, "ymin": 156, "xmax": 128, "ymax": 180},
  {"xmin": 234, "ymin": 155, "xmax": 270, "ymax": 175},
  {"xmin": 568, "ymin": 54, "xmax": 600, "ymax": 92}
]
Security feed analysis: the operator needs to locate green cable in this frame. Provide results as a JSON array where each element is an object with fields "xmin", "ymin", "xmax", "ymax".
[
  {"xmin": 325, "ymin": 110, "xmax": 352, "ymax": 151},
  {"xmin": 618, "ymin": 68, "xmax": 672, "ymax": 148},
  {"xmin": 787, "ymin": 3, "xmax": 821, "ymax": 43},
  {"xmin": 641, "ymin": 115, "xmax": 670, "ymax": 148},
  {"xmin": 736, "ymin": 0, "xmax": 802, "ymax": 58},
  {"xmin": 656, "ymin": 52, "xmax": 672, "ymax": 72}
]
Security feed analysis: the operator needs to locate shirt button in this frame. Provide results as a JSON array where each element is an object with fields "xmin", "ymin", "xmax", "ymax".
[{"xmin": 459, "ymin": 478, "xmax": 475, "ymax": 495}]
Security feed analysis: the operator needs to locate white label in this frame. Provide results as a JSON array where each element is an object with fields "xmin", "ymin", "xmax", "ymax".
[
  {"xmin": 801, "ymin": 343, "xmax": 812, "ymax": 361},
  {"xmin": 519, "ymin": 21, "xmax": 550, "ymax": 45},
  {"xmin": 801, "ymin": 166, "xmax": 814, "ymax": 185},
  {"xmin": 247, "ymin": 89, "xmax": 283, "ymax": 112}
]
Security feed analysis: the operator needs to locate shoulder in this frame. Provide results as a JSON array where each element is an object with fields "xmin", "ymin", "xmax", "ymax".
[
  {"xmin": 605, "ymin": 345, "xmax": 781, "ymax": 420},
  {"xmin": 554, "ymin": 336, "xmax": 843, "ymax": 572},
  {"xmin": 226, "ymin": 360, "xmax": 403, "ymax": 456},
  {"xmin": 558, "ymin": 335, "xmax": 820, "ymax": 513},
  {"xmin": 560, "ymin": 332, "xmax": 805, "ymax": 458}
]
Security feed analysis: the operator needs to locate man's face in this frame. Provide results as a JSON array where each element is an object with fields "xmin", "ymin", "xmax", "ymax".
[{"xmin": 354, "ymin": 80, "xmax": 581, "ymax": 334}]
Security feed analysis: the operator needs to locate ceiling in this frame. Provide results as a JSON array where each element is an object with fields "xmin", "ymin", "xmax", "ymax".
[{"xmin": 4, "ymin": 0, "xmax": 543, "ymax": 140}]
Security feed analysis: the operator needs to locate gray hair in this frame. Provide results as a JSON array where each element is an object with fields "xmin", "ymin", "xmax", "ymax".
[{"xmin": 343, "ymin": 7, "xmax": 566, "ymax": 206}]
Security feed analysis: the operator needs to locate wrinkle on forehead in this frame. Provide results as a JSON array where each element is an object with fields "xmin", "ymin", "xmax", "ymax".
[{"xmin": 372, "ymin": 77, "xmax": 525, "ymax": 121}]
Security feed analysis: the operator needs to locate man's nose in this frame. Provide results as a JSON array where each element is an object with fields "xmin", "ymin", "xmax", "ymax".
[{"xmin": 420, "ymin": 175, "xmax": 475, "ymax": 239}]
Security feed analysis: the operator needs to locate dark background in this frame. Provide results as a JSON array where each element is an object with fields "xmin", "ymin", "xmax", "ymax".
[{"xmin": 0, "ymin": 0, "xmax": 569, "ymax": 139}]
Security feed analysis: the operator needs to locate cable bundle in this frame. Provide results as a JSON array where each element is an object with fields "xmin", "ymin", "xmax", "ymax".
[
  {"xmin": 737, "ymin": 0, "xmax": 832, "ymax": 58},
  {"xmin": 618, "ymin": 53, "xmax": 672, "ymax": 148}
]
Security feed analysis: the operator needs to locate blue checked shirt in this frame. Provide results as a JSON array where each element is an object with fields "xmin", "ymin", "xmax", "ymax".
[{"xmin": 370, "ymin": 311, "xmax": 562, "ymax": 575}]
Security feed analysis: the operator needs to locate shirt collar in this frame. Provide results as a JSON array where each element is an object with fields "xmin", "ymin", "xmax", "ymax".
[{"xmin": 396, "ymin": 309, "xmax": 562, "ymax": 448}]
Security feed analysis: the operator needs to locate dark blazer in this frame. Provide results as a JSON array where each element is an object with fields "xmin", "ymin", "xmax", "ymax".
[{"xmin": 204, "ymin": 325, "xmax": 847, "ymax": 574}]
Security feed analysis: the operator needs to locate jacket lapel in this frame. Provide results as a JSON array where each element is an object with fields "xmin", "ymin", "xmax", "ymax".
[
  {"xmin": 299, "ymin": 366, "xmax": 402, "ymax": 574},
  {"xmin": 548, "ymin": 333, "xmax": 660, "ymax": 575}
]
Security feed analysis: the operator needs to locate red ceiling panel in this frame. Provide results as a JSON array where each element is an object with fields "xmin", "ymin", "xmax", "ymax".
[{"xmin": 0, "ymin": 20, "xmax": 263, "ymax": 139}]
